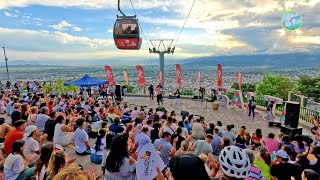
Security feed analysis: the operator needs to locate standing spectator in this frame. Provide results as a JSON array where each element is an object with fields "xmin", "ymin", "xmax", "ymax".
[
  {"xmin": 75, "ymin": 118, "xmax": 91, "ymax": 156},
  {"xmin": 4, "ymin": 120, "xmax": 27, "ymax": 155},
  {"xmin": 155, "ymin": 84, "xmax": 163, "ymax": 106},
  {"xmin": 148, "ymin": 84, "xmax": 154, "ymax": 100},
  {"xmin": 261, "ymin": 133, "xmax": 279, "ymax": 153},
  {"xmin": 248, "ymin": 96, "xmax": 256, "ymax": 119},
  {"xmin": 4, "ymin": 140, "xmax": 37, "ymax": 180},
  {"xmin": 11, "ymin": 103, "xmax": 22, "ymax": 125},
  {"xmin": 36, "ymin": 106, "xmax": 50, "ymax": 132},
  {"xmin": 222, "ymin": 125, "xmax": 235, "ymax": 145},
  {"xmin": 211, "ymin": 128, "xmax": 222, "ymax": 155}
]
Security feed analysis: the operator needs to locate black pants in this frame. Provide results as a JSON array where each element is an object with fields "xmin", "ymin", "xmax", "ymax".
[
  {"xmin": 87, "ymin": 89, "xmax": 91, "ymax": 96},
  {"xmin": 150, "ymin": 92, "xmax": 154, "ymax": 99},
  {"xmin": 101, "ymin": 92, "xmax": 107, "ymax": 98},
  {"xmin": 248, "ymin": 107, "xmax": 255, "ymax": 118},
  {"xmin": 157, "ymin": 94, "xmax": 163, "ymax": 105}
]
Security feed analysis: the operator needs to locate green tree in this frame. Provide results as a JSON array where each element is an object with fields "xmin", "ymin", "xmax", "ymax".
[
  {"xmin": 255, "ymin": 74, "xmax": 293, "ymax": 100},
  {"xmin": 231, "ymin": 83, "xmax": 256, "ymax": 93},
  {"xmin": 42, "ymin": 80, "xmax": 78, "ymax": 95},
  {"xmin": 295, "ymin": 75, "xmax": 320, "ymax": 102}
]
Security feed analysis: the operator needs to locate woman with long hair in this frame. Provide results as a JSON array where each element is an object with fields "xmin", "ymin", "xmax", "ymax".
[
  {"xmin": 102, "ymin": 133, "xmax": 115, "ymax": 169},
  {"xmin": 253, "ymin": 147, "xmax": 271, "ymax": 180},
  {"xmin": 90, "ymin": 129, "xmax": 107, "ymax": 164},
  {"xmin": 51, "ymin": 164, "xmax": 97, "ymax": 180},
  {"xmin": 20, "ymin": 104, "xmax": 31, "ymax": 120},
  {"xmin": 4, "ymin": 140, "xmax": 37, "ymax": 180},
  {"xmin": 292, "ymin": 138, "xmax": 306, "ymax": 153},
  {"xmin": 307, "ymin": 146, "xmax": 320, "ymax": 173},
  {"xmin": 235, "ymin": 128, "xmax": 246, "ymax": 149},
  {"xmin": 162, "ymin": 116, "xmax": 177, "ymax": 135},
  {"xmin": 35, "ymin": 144, "xmax": 54, "ymax": 180},
  {"xmin": 174, "ymin": 89, "xmax": 181, "ymax": 109},
  {"xmin": 251, "ymin": 128, "xmax": 262, "ymax": 150},
  {"xmin": 27, "ymin": 106, "xmax": 38, "ymax": 126},
  {"xmin": 46, "ymin": 150, "xmax": 67, "ymax": 179},
  {"xmin": 53, "ymin": 115, "xmax": 75, "ymax": 147},
  {"xmin": 248, "ymin": 96, "xmax": 256, "ymax": 119},
  {"xmin": 104, "ymin": 134, "xmax": 136, "ymax": 180}
]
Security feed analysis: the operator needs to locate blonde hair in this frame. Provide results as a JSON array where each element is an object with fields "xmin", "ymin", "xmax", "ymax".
[
  {"xmin": 198, "ymin": 154, "xmax": 208, "ymax": 164},
  {"xmin": 238, "ymin": 128, "xmax": 245, "ymax": 137},
  {"xmin": 30, "ymin": 106, "xmax": 38, "ymax": 114},
  {"xmin": 52, "ymin": 164, "xmax": 88, "ymax": 180},
  {"xmin": 47, "ymin": 150, "xmax": 67, "ymax": 179},
  {"xmin": 180, "ymin": 140, "xmax": 189, "ymax": 151}
]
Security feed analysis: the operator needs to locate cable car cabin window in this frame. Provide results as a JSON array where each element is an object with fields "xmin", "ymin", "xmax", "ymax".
[{"xmin": 114, "ymin": 20, "xmax": 139, "ymax": 36}]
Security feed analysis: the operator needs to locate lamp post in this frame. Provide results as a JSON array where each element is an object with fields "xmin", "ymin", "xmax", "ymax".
[{"xmin": 2, "ymin": 47, "xmax": 9, "ymax": 82}]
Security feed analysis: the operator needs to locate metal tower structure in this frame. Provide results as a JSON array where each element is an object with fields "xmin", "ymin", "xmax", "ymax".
[{"xmin": 149, "ymin": 39, "xmax": 175, "ymax": 92}]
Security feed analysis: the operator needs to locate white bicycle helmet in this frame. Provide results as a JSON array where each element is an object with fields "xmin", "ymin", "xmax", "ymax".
[{"xmin": 219, "ymin": 146, "xmax": 251, "ymax": 178}]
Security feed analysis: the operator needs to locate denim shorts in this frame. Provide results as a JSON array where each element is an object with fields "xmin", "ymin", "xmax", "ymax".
[{"xmin": 90, "ymin": 153, "xmax": 103, "ymax": 164}]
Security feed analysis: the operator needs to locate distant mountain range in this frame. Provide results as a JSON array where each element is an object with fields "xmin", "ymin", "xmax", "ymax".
[{"xmin": 0, "ymin": 53, "xmax": 319, "ymax": 68}]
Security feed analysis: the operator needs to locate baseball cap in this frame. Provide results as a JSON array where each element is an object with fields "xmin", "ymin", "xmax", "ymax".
[
  {"xmin": 273, "ymin": 150, "xmax": 289, "ymax": 159},
  {"xmin": 24, "ymin": 125, "xmax": 37, "ymax": 137}
]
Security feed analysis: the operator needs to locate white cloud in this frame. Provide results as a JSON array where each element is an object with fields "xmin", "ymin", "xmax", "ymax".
[
  {"xmin": 73, "ymin": 27, "xmax": 82, "ymax": 32},
  {"xmin": 4, "ymin": 11, "xmax": 17, "ymax": 17},
  {"xmin": 50, "ymin": 21, "xmax": 73, "ymax": 31},
  {"xmin": 162, "ymin": 6, "xmax": 168, "ymax": 12}
]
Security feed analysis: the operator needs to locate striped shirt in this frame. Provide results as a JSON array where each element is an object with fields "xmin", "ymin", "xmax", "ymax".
[{"xmin": 248, "ymin": 165, "xmax": 265, "ymax": 180}]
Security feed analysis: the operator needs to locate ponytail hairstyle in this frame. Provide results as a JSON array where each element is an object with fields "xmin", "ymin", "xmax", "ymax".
[{"xmin": 95, "ymin": 129, "xmax": 107, "ymax": 153}]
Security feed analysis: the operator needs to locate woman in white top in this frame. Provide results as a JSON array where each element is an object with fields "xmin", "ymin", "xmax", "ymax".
[
  {"xmin": 27, "ymin": 106, "xmax": 38, "ymax": 126},
  {"xmin": 90, "ymin": 129, "xmax": 106, "ymax": 164},
  {"xmin": 53, "ymin": 115, "xmax": 75, "ymax": 147},
  {"xmin": 163, "ymin": 116, "xmax": 177, "ymax": 135},
  {"xmin": 34, "ymin": 144, "xmax": 53, "ymax": 180},
  {"xmin": 4, "ymin": 140, "xmax": 37, "ymax": 180},
  {"xmin": 0, "ymin": 94, "xmax": 6, "ymax": 114}
]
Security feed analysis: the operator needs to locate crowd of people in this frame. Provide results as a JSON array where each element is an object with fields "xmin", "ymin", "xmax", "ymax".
[{"xmin": 0, "ymin": 82, "xmax": 318, "ymax": 180}]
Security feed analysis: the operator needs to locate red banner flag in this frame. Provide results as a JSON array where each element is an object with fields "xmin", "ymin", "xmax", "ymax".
[
  {"xmin": 104, "ymin": 66, "xmax": 114, "ymax": 85},
  {"xmin": 136, "ymin": 65, "xmax": 145, "ymax": 88},
  {"xmin": 217, "ymin": 64, "xmax": 222, "ymax": 88},
  {"xmin": 176, "ymin": 64, "xmax": 182, "ymax": 88},
  {"xmin": 158, "ymin": 71, "xmax": 162, "ymax": 84},
  {"xmin": 236, "ymin": 72, "xmax": 242, "ymax": 90}
]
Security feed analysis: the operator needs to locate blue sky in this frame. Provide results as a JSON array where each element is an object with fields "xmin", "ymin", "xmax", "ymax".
[{"xmin": 0, "ymin": 0, "xmax": 319, "ymax": 64}]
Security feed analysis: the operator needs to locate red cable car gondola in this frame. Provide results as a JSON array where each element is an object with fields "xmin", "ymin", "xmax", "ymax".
[{"xmin": 113, "ymin": 0, "xmax": 142, "ymax": 50}]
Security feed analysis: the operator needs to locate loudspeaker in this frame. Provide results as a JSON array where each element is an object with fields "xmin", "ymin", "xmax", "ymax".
[
  {"xmin": 192, "ymin": 96, "xmax": 200, "ymax": 99},
  {"xmin": 268, "ymin": 122, "xmax": 281, "ymax": 128},
  {"xmin": 158, "ymin": 106, "xmax": 165, "ymax": 111},
  {"xmin": 181, "ymin": 110, "xmax": 189, "ymax": 117},
  {"xmin": 285, "ymin": 101, "xmax": 300, "ymax": 128},
  {"xmin": 115, "ymin": 84, "xmax": 122, "ymax": 98},
  {"xmin": 280, "ymin": 126, "xmax": 302, "ymax": 141}
]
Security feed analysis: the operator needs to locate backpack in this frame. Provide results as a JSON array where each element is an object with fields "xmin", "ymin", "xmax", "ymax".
[{"xmin": 251, "ymin": 101, "xmax": 256, "ymax": 107}]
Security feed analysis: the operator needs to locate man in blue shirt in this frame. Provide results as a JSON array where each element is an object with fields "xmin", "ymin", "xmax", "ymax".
[
  {"xmin": 153, "ymin": 132, "xmax": 177, "ymax": 165},
  {"xmin": 211, "ymin": 128, "xmax": 222, "ymax": 155},
  {"xmin": 109, "ymin": 117, "xmax": 124, "ymax": 134},
  {"xmin": 36, "ymin": 106, "xmax": 50, "ymax": 132}
]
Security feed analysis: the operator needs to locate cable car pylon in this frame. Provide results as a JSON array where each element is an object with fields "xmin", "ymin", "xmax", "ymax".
[{"xmin": 149, "ymin": 39, "xmax": 175, "ymax": 93}]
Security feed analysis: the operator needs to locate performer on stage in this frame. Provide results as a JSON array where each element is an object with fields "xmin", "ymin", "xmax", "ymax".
[
  {"xmin": 199, "ymin": 87, "xmax": 205, "ymax": 100},
  {"xmin": 248, "ymin": 96, "xmax": 256, "ymax": 119},
  {"xmin": 148, "ymin": 84, "xmax": 154, "ymax": 100},
  {"xmin": 155, "ymin": 84, "xmax": 163, "ymax": 106},
  {"xmin": 174, "ymin": 89, "xmax": 181, "ymax": 108},
  {"xmin": 211, "ymin": 89, "xmax": 217, "ymax": 102}
]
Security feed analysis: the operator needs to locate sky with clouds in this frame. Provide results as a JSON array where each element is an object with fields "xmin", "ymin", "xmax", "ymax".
[{"xmin": 0, "ymin": 0, "xmax": 320, "ymax": 64}]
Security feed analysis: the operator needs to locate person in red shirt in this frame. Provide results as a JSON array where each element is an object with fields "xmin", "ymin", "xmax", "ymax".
[{"xmin": 4, "ymin": 120, "xmax": 27, "ymax": 155}]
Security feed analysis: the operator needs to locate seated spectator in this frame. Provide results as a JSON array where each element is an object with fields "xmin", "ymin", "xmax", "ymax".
[
  {"xmin": 222, "ymin": 125, "xmax": 234, "ymax": 145},
  {"xmin": 4, "ymin": 120, "xmax": 27, "ymax": 155},
  {"xmin": 27, "ymin": 106, "xmax": 38, "ymax": 126},
  {"xmin": 261, "ymin": 133, "xmax": 279, "ymax": 153},
  {"xmin": 150, "ymin": 122, "xmax": 160, "ymax": 143},
  {"xmin": 51, "ymin": 164, "xmax": 97, "ymax": 180},
  {"xmin": 211, "ymin": 128, "xmax": 222, "ymax": 155},
  {"xmin": 205, "ymin": 123, "xmax": 215, "ymax": 135},
  {"xmin": 192, "ymin": 119, "xmax": 205, "ymax": 140},
  {"xmin": 251, "ymin": 128, "xmax": 262, "ymax": 150},
  {"xmin": 177, "ymin": 121, "xmax": 188, "ymax": 138},
  {"xmin": 53, "ymin": 115, "xmax": 75, "ymax": 147},
  {"xmin": 270, "ymin": 150, "xmax": 303, "ymax": 180},
  {"xmin": 134, "ymin": 126, "xmax": 151, "ymax": 153},
  {"xmin": 107, "ymin": 107, "xmax": 119, "ymax": 121},
  {"xmin": 216, "ymin": 121, "xmax": 224, "ymax": 136},
  {"xmin": 170, "ymin": 127, "xmax": 185, "ymax": 150},
  {"xmin": 75, "ymin": 118, "xmax": 91, "ymax": 156},
  {"xmin": 235, "ymin": 128, "xmax": 247, "ymax": 149},
  {"xmin": 292, "ymin": 138, "xmax": 306, "ymax": 153},
  {"xmin": 163, "ymin": 116, "xmax": 177, "ymax": 135},
  {"xmin": 104, "ymin": 134, "xmax": 136, "ymax": 180},
  {"xmin": 307, "ymin": 146, "xmax": 320, "ymax": 173},
  {"xmin": 36, "ymin": 106, "xmax": 50, "ymax": 132},
  {"xmin": 301, "ymin": 169, "xmax": 319, "ymax": 180},
  {"xmin": 154, "ymin": 132, "xmax": 177, "ymax": 166},
  {"xmin": 46, "ymin": 150, "xmax": 68, "ymax": 179},
  {"xmin": 4, "ymin": 140, "xmax": 37, "ymax": 180},
  {"xmin": 23, "ymin": 125, "xmax": 47, "ymax": 159},
  {"xmin": 130, "ymin": 107, "xmax": 139, "ymax": 120},
  {"xmin": 109, "ymin": 117, "xmax": 124, "ymax": 134},
  {"xmin": 11, "ymin": 103, "xmax": 22, "ymax": 125},
  {"xmin": 221, "ymin": 137, "xmax": 230, "ymax": 150},
  {"xmin": 43, "ymin": 111, "xmax": 57, "ymax": 141},
  {"xmin": 90, "ymin": 129, "xmax": 106, "ymax": 164},
  {"xmin": 253, "ymin": 147, "xmax": 271, "ymax": 180},
  {"xmin": 121, "ymin": 108, "xmax": 132, "ymax": 125},
  {"xmin": 34, "ymin": 144, "xmax": 54, "ymax": 180},
  {"xmin": 0, "ymin": 119, "xmax": 12, "ymax": 143},
  {"xmin": 53, "ymin": 102, "xmax": 64, "ymax": 112},
  {"xmin": 184, "ymin": 120, "xmax": 191, "ymax": 135},
  {"xmin": 279, "ymin": 135, "xmax": 294, "ymax": 151},
  {"xmin": 20, "ymin": 104, "xmax": 30, "ymax": 121},
  {"xmin": 245, "ymin": 149, "xmax": 264, "ymax": 180},
  {"xmin": 191, "ymin": 134, "xmax": 213, "ymax": 156}
]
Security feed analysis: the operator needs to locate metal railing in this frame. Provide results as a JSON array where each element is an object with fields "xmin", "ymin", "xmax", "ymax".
[{"xmin": 300, "ymin": 107, "xmax": 319, "ymax": 125}]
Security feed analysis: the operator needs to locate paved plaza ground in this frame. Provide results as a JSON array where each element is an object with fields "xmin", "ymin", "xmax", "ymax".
[{"xmin": 0, "ymin": 96, "xmax": 313, "ymax": 176}]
